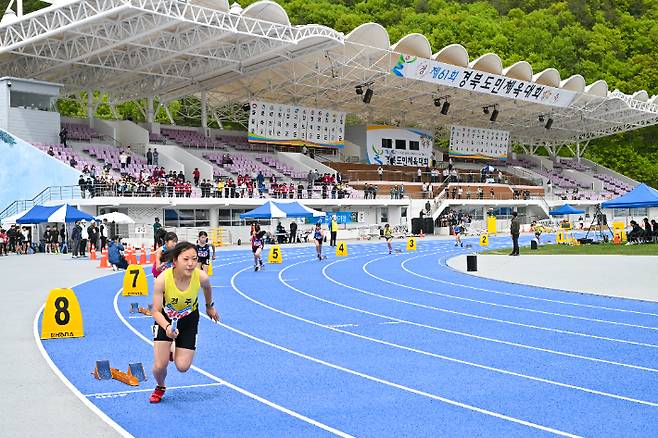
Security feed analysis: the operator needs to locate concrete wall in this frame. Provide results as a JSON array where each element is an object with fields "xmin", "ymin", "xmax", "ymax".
[
  {"xmin": 0, "ymin": 128, "xmax": 81, "ymax": 212},
  {"xmin": 8, "ymin": 108, "xmax": 60, "ymax": 144},
  {"xmin": 153, "ymin": 148, "xmax": 185, "ymax": 173},
  {"xmin": 280, "ymin": 152, "xmax": 335, "ymax": 174},
  {"xmin": 156, "ymin": 144, "xmax": 213, "ymax": 181},
  {"xmin": 113, "ymin": 120, "xmax": 149, "ymax": 151},
  {"xmin": 0, "ymin": 84, "xmax": 8, "ymax": 132}
]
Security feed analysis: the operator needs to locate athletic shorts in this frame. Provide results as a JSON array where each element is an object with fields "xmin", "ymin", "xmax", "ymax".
[
  {"xmin": 153, "ymin": 309, "xmax": 200, "ymax": 350},
  {"xmin": 252, "ymin": 246, "xmax": 262, "ymax": 254},
  {"xmin": 316, "ymin": 238, "xmax": 323, "ymax": 245},
  {"xmin": 198, "ymin": 257, "xmax": 209, "ymax": 266}
]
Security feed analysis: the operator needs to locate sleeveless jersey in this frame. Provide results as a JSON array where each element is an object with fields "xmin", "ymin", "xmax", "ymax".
[
  {"xmin": 314, "ymin": 229, "xmax": 323, "ymax": 240},
  {"xmin": 163, "ymin": 268, "xmax": 200, "ymax": 316},
  {"xmin": 251, "ymin": 232, "xmax": 264, "ymax": 248},
  {"xmin": 196, "ymin": 243, "xmax": 211, "ymax": 260},
  {"xmin": 384, "ymin": 228, "xmax": 393, "ymax": 238}
]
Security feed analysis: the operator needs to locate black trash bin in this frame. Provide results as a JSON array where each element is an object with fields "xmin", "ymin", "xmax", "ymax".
[
  {"xmin": 466, "ymin": 254, "xmax": 477, "ymax": 272},
  {"xmin": 531, "ymin": 239, "xmax": 538, "ymax": 250}
]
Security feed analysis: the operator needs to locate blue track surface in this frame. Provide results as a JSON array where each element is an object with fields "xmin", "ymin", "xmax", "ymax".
[{"xmin": 39, "ymin": 236, "xmax": 658, "ymax": 437}]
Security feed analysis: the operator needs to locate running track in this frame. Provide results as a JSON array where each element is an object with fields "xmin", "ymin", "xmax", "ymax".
[{"xmin": 38, "ymin": 236, "xmax": 658, "ymax": 437}]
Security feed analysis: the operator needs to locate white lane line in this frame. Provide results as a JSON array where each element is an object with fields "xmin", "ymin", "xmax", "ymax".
[
  {"xmin": 223, "ymin": 266, "xmax": 579, "ymax": 437},
  {"xmin": 322, "ymin": 255, "xmax": 658, "ymax": 352},
  {"xmin": 114, "ymin": 290, "xmax": 353, "ymax": 437},
  {"xmin": 270, "ymin": 259, "xmax": 658, "ymax": 406},
  {"xmin": 361, "ymin": 257, "xmax": 658, "ymax": 332},
  {"xmin": 85, "ymin": 382, "xmax": 223, "ymax": 398},
  {"xmin": 400, "ymin": 253, "xmax": 658, "ymax": 318},
  {"xmin": 34, "ymin": 303, "xmax": 133, "ymax": 438}
]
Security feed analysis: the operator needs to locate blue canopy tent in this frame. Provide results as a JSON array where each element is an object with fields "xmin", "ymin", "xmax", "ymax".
[
  {"xmin": 601, "ymin": 183, "xmax": 658, "ymax": 209},
  {"xmin": 277, "ymin": 201, "xmax": 326, "ymax": 218},
  {"xmin": 549, "ymin": 204, "xmax": 585, "ymax": 216},
  {"xmin": 17, "ymin": 204, "xmax": 95, "ymax": 224},
  {"xmin": 240, "ymin": 201, "xmax": 326, "ymax": 219},
  {"xmin": 239, "ymin": 201, "xmax": 288, "ymax": 219}
]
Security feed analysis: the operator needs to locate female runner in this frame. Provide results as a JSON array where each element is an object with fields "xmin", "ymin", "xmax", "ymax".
[{"xmin": 150, "ymin": 242, "xmax": 219, "ymax": 403}]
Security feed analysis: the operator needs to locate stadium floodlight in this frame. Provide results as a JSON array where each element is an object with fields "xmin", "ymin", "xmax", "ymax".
[
  {"xmin": 538, "ymin": 115, "xmax": 545, "ymax": 122},
  {"xmin": 433, "ymin": 97, "xmax": 441, "ymax": 107},
  {"xmin": 355, "ymin": 85, "xmax": 363, "ymax": 95},
  {"xmin": 483, "ymin": 106, "xmax": 489, "ymax": 114},
  {"xmin": 545, "ymin": 118, "xmax": 553, "ymax": 129},
  {"xmin": 441, "ymin": 101, "xmax": 450, "ymax": 115},
  {"xmin": 363, "ymin": 88, "xmax": 373, "ymax": 104}
]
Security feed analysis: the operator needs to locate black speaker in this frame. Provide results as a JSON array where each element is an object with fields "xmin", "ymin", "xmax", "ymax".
[
  {"xmin": 466, "ymin": 254, "xmax": 477, "ymax": 272},
  {"xmin": 423, "ymin": 217, "xmax": 434, "ymax": 234},
  {"xmin": 411, "ymin": 218, "xmax": 422, "ymax": 235},
  {"xmin": 363, "ymin": 88, "xmax": 373, "ymax": 104}
]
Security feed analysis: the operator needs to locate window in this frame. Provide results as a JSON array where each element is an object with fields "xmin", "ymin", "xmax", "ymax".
[
  {"xmin": 395, "ymin": 139, "xmax": 406, "ymax": 150},
  {"xmin": 381, "ymin": 138, "xmax": 392, "ymax": 149},
  {"xmin": 379, "ymin": 207, "xmax": 389, "ymax": 223},
  {"xmin": 164, "ymin": 208, "xmax": 210, "ymax": 227},
  {"xmin": 409, "ymin": 140, "xmax": 420, "ymax": 151}
]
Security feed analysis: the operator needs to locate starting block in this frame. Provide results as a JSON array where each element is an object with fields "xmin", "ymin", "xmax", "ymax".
[
  {"xmin": 110, "ymin": 367, "xmax": 139, "ymax": 386},
  {"xmin": 138, "ymin": 304, "xmax": 153, "ymax": 316},
  {"xmin": 93, "ymin": 360, "xmax": 112, "ymax": 380},
  {"xmin": 129, "ymin": 303, "xmax": 139, "ymax": 313},
  {"xmin": 128, "ymin": 362, "xmax": 147, "ymax": 382},
  {"xmin": 93, "ymin": 360, "xmax": 143, "ymax": 386}
]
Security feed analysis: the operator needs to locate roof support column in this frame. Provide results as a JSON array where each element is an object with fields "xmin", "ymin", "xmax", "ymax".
[
  {"xmin": 147, "ymin": 96, "xmax": 154, "ymax": 124},
  {"xmin": 212, "ymin": 110, "xmax": 224, "ymax": 130},
  {"xmin": 163, "ymin": 102, "xmax": 175, "ymax": 125},
  {"xmin": 87, "ymin": 89, "xmax": 93, "ymax": 126},
  {"xmin": 201, "ymin": 91, "xmax": 208, "ymax": 135}
]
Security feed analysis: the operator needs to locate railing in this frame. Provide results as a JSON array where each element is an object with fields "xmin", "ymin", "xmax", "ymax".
[
  {"xmin": 0, "ymin": 185, "xmax": 83, "ymax": 221},
  {"xmin": 343, "ymin": 170, "xmax": 541, "ymax": 186}
]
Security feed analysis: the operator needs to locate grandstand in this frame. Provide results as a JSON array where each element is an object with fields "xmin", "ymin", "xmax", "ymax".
[{"xmin": 1, "ymin": 0, "xmax": 657, "ymax": 241}]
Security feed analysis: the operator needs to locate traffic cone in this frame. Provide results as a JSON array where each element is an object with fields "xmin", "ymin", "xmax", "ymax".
[
  {"xmin": 90, "ymin": 244, "xmax": 97, "ymax": 260},
  {"xmin": 139, "ymin": 244, "xmax": 146, "ymax": 264},
  {"xmin": 129, "ymin": 246, "xmax": 137, "ymax": 265},
  {"xmin": 99, "ymin": 247, "xmax": 109, "ymax": 269}
]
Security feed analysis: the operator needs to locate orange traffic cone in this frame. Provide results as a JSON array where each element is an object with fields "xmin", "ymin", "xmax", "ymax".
[
  {"xmin": 99, "ymin": 247, "xmax": 109, "ymax": 268},
  {"xmin": 139, "ymin": 244, "xmax": 146, "ymax": 265},
  {"xmin": 90, "ymin": 244, "xmax": 97, "ymax": 260},
  {"xmin": 131, "ymin": 246, "xmax": 138, "ymax": 265}
]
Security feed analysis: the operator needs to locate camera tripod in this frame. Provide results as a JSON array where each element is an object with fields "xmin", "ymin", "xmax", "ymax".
[{"xmin": 583, "ymin": 204, "xmax": 613, "ymax": 242}]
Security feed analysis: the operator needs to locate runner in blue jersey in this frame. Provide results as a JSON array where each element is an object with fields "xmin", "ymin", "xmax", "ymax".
[
  {"xmin": 196, "ymin": 231, "xmax": 215, "ymax": 273},
  {"xmin": 313, "ymin": 222, "xmax": 325, "ymax": 260}
]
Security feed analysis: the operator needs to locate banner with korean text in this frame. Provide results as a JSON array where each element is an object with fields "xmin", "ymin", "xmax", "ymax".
[
  {"xmin": 392, "ymin": 55, "xmax": 577, "ymax": 108},
  {"xmin": 248, "ymin": 100, "xmax": 345, "ymax": 148},
  {"xmin": 449, "ymin": 125, "xmax": 510, "ymax": 160}
]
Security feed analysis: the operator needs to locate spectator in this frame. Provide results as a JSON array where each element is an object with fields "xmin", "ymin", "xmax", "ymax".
[
  {"xmin": 510, "ymin": 211, "xmax": 520, "ymax": 256},
  {"xmin": 290, "ymin": 220, "xmax": 298, "ymax": 244},
  {"xmin": 79, "ymin": 220, "xmax": 89, "ymax": 257},
  {"xmin": 47, "ymin": 146, "xmax": 55, "ymax": 156},
  {"xmin": 193, "ymin": 168, "xmax": 200, "ymax": 186},
  {"xmin": 153, "ymin": 217, "xmax": 162, "ymax": 248},
  {"xmin": 78, "ymin": 175, "xmax": 87, "ymax": 198},
  {"xmin": 100, "ymin": 218, "xmax": 108, "ymax": 250},
  {"xmin": 107, "ymin": 238, "xmax": 128, "ymax": 270},
  {"xmin": 378, "ymin": 166, "xmax": 384, "ymax": 181},
  {"xmin": 627, "ymin": 220, "xmax": 643, "ymax": 244},
  {"xmin": 71, "ymin": 220, "xmax": 82, "ymax": 258},
  {"xmin": 59, "ymin": 127, "xmax": 68, "ymax": 147},
  {"xmin": 153, "ymin": 148, "xmax": 159, "ymax": 165},
  {"xmin": 146, "ymin": 148, "xmax": 153, "ymax": 165}
]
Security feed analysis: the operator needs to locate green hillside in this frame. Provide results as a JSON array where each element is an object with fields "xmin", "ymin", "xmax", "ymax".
[{"xmin": 4, "ymin": 0, "xmax": 658, "ymax": 186}]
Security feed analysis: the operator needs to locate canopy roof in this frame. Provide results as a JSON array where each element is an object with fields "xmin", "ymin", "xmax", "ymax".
[
  {"xmin": 601, "ymin": 184, "xmax": 658, "ymax": 209},
  {"xmin": 2, "ymin": 1, "xmax": 658, "ymax": 147},
  {"xmin": 548, "ymin": 204, "xmax": 586, "ymax": 216},
  {"xmin": 240, "ymin": 200, "xmax": 325, "ymax": 219},
  {"xmin": 16, "ymin": 204, "xmax": 95, "ymax": 223}
]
